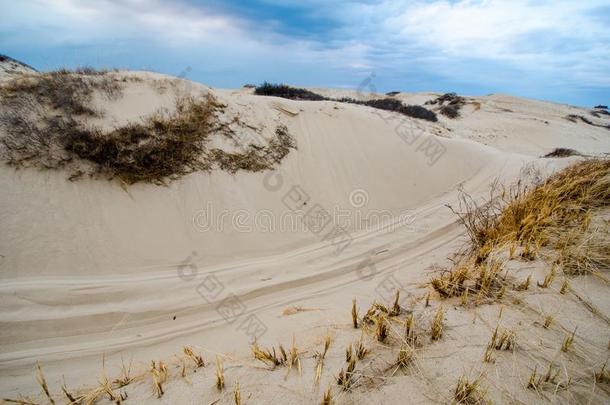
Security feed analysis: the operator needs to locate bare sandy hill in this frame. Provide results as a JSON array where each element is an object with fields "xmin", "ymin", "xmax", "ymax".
[{"xmin": 0, "ymin": 70, "xmax": 609, "ymax": 404}]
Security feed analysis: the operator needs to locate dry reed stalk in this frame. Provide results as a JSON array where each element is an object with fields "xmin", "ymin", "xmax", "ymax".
[
  {"xmin": 233, "ymin": 382, "xmax": 241, "ymax": 405},
  {"xmin": 215, "ymin": 355, "xmax": 225, "ymax": 391},
  {"xmin": 352, "ymin": 299, "xmax": 359, "ymax": 328},
  {"xmin": 390, "ymin": 290, "xmax": 401, "ymax": 316},
  {"xmin": 431, "ymin": 306, "xmax": 445, "ymax": 341},
  {"xmin": 35, "ymin": 363, "xmax": 55, "ymax": 405}
]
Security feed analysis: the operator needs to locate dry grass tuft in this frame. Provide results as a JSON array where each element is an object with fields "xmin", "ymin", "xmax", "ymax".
[
  {"xmin": 454, "ymin": 375, "xmax": 487, "ymax": 404},
  {"xmin": 527, "ymin": 366, "xmax": 539, "ymax": 390},
  {"xmin": 431, "ymin": 306, "xmax": 445, "ymax": 341},
  {"xmin": 336, "ymin": 357, "xmax": 357, "ymax": 390},
  {"xmin": 516, "ymin": 274, "xmax": 531, "ymax": 291},
  {"xmin": 99, "ymin": 373, "xmax": 126, "ymax": 404},
  {"xmin": 363, "ymin": 301, "xmax": 390, "ymax": 324},
  {"xmin": 495, "ymin": 328, "xmax": 516, "ymax": 351},
  {"xmin": 543, "ymin": 314, "xmax": 554, "ymax": 329},
  {"xmin": 112, "ymin": 356, "xmax": 133, "ymax": 388},
  {"xmin": 538, "ymin": 265, "xmax": 556, "ymax": 288},
  {"xmin": 215, "ymin": 355, "xmax": 225, "ymax": 391},
  {"xmin": 313, "ymin": 334, "xmax": 332, "ymax": 385},
  {"xmin": 375, "ymin": 316, "xmax": 389, "ymax": 342},
  {"xmin": 355, "ymin": 339, "xmax": 368, "ymax": 360},
  {"xmin": 288, "ymin": 335, "xmax": 302, "ymax": 375},
  {"xmin": 252, "ymin": 343, "xmax": 287, "ymax": 367},
  {"xmin": 404, "ymin": 313, "xmax": 417, "ymax": 346},
  {"xmin": 483, "ymin": 325, "xmax": 514, "ymax": 362},
  {"xmin": 345, "ymin": 344, "xmax": 354, "ymax": 363},
  {"xmin": 560, "ymin": 279, "xmax": 569, "ymax": 294},
  {"xmin": 447, "ymin": 160, "xmax": 610, "ymax": 274},
  {"xmin": 431, "ymin": 264, "xmax": 470, "ymax": 298},
  {"xmin": 183, "ymin": 346, "xmax": 205, "ymax": 368},
  {"xmin": 431, "ymin": 259, "xmax": 506, "ymax": 302},
  {"xmin": 150, "ymin": 361, "xmax": 168, "ymax": 399},
  {"xmin": 561, "ymin": 328, "xmax": 577, "ymax": 352},
  {"xmin": 527, "ymin": 363, "xmax": 560, "ymax": 391},
  {"xmin": 395, "ymin": 344, "xmax": 415, "ymax": 369}
]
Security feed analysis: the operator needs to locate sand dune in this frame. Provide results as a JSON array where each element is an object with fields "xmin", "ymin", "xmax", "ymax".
[{"xmin": 1, "ymin": 69, "xmax": 609, "ymax": 403}]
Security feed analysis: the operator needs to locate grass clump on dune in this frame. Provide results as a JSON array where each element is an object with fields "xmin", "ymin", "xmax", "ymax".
[
  {"xmin": 425, "ymin": 92, "xmax": 466, "ymax": 119},
  {"xmin": 254, "ymin": 82, "xmax": 325, "ymax": 101},
  {"xmin": 210, "ymin": 125, "xmax": 295, "ymax": 174},
  {"xmin": 543, "ymin": 148, "xmax": 580, "ymax": 158},
  {"xmin": 334, "ymin": 96, "xmax": 438, "ymax": 122},
  {"xmin": 361, "ymin": 98, "xmax": 438, "ymax": 122},
  {"xmin": 254, "ymin": 82, "xmax": 438, "ymax": 122},
  {"xmin": 0, "ymin": 70, "xmax": 297, "ymax": 184},
  {"xmin": 435, "ymin": 159, "xmax": 610, "ymax": 299},
  {"xmin": 62, "ymin": 95, "xmax": 223, "ymax": 184},
  {"xmin": 0, "ymin": 68, "xmax": 121, "ymax": 116}
]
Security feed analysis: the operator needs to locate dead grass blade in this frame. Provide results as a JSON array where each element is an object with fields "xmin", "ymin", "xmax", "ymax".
[
  {"xmin": 35, "ymin": 363, "xmax": 55, "ymax": 405},
  {"xmin": 431, "ymin": 306, "xmax": 445, "ymax": 341}
]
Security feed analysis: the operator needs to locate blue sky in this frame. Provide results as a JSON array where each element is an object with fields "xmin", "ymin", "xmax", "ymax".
[{"xmin": 1, "ymin": 0, "xmax": 609, "ymax": 107}]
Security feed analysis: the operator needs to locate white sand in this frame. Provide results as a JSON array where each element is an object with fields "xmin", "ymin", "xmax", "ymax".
[{"xmin": 1, "ymin": 71, "xmax": 609, "ymax": 403}]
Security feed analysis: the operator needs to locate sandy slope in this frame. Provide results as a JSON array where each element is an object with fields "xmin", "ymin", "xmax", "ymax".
[
  {"xmin": 0, "ymin": 72, "xmax": 609, "ymax": 403},
  {"xmin": 0, "ymin": 56, "xmax": 36, "ymax": 82}
]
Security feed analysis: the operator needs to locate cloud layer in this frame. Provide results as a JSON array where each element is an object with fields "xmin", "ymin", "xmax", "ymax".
[{"xmin": 1, "ymin": 0, "xmax": 609, "ymax": 106}]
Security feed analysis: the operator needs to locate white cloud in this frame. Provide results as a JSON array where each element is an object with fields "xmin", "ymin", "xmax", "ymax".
[
  {"xmin": 2, "ymin": 0, "xmax": 609, "ymax": 96},
  {"xmin": 2, "ymin": 0, "xmax": 371, "ymax": 72},
  {"xmin": 393, "ymin": 4, "xmax": 605, "ymax": 59}
]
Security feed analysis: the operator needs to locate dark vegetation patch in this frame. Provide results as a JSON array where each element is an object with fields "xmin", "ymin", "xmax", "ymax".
[
  {"xmin": 0, "ymin": 70, "xmax": 296, "ymax": 184},
  {"xmin": 254, "ymin": 83, "xmax": 438, "ymax": 122},
  {"xmin": 565, "ymin": 114, "xmax": 610, "ymax": 130},
  {"xmin": 439, "ymin": 105, "xmax": 459, "ymax": 119},
  {"xmin": 61, "ymin": 96, "xmax": 221, "ymax": 184},
  {"xmin": 254, "ymin": 82, "xmax": 324, "ymax": 101},
  {"xmin": 591, "ymin": 109, "xmax": 610, "ymax": 118},
  {"xmin": 425, "ymin": 93, "xmax": 467, "ymax": 118},
  {"xmin": 357, "ymin": 98, "xmax": 438, "ymax": 122},
  {"xmin": 594, "ymin": 105, "xmax": 608, "ymax": 110},
  {"xmin": 543, "ymin": 148, "xmax": 580, "ymax": 158}
]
